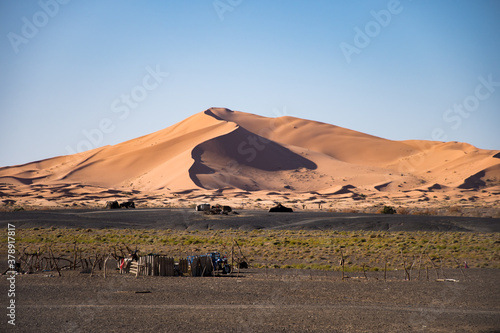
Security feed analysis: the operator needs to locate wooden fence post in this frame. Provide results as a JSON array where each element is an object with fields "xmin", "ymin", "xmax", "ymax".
[{"xmin": 339, "ymin": 248, "xmax": 345, "ymax": 281}]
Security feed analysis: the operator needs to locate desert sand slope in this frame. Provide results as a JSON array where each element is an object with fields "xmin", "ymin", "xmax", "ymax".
[
  {"xmin": 205, "ymin": 108, "xmax": 420, "ymax": 165},
  {"xmin": 193, "ymin": 108, "xmax": 500, "ymax": 191},
  {"xmin": 0, "ymin": 112, "xmax": 237, "ymax": 191},
  {"xmin": 0, "ymin": 108, "xmax": 499, "ymax": 201}
]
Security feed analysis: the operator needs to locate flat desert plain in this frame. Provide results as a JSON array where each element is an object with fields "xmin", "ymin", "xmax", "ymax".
[{"xmin": 1, "ymin": 208, "xmax": 499, "ymax": 332}]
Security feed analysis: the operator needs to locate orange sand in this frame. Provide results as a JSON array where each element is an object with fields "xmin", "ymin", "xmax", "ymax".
[{"xmin": 1, "ymin": 108, "xmax": 499, "ymax": 213}]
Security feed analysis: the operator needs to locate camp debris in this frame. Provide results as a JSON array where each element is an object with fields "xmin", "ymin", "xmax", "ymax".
[
  {"xmin": 187, "ymin": 252, "xmax": 232, "ymax": 277},
  {"xmin": 120, "ymin": 251, "xmax": 241, "ymax": 278},
  {"xmin": 195, "ymin": 203, "xmax": 211, "ymax": 212},
  {"xmin": 195, "ymin": 203, "xmax": 233, "ymax": 215}
]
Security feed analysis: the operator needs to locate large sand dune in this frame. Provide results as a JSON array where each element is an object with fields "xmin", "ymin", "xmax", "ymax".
[{"xmin": 1, "ymin": 108, "xmax": 499, "ymax": 211}]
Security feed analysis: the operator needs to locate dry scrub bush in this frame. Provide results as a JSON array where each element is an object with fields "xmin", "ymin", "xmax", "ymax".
[
  {"xmin": 447, "ymin": 205, "xmax": 462, "ymax": 215},
  {"xmin": 397, "ymin": 207, "xmax": 411, "ymax": 215}
]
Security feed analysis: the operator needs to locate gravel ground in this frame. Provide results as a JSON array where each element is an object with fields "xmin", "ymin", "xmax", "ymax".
[{"xmin": 1, "ymin": 268, "xmax": 499, "ymax": 332}]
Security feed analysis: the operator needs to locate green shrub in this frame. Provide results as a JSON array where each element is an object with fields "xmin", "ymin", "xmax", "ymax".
[{"xmin": 381, "ymin": 206, "xmax": 396, "ymax": 214}]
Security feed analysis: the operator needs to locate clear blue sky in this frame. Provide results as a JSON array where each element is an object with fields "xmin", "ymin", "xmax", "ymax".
[{"xmin": 1, "ymin": 0, "xmax": 499, "ymax": 167}]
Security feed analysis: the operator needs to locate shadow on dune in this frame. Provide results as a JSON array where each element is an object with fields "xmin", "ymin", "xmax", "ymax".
[
  {"xmin": 458, "ymin": 170, "xmax": 486, "ymax": 189},
  {"xmin": 189, "ymin": 146, "xmax": 217, "ymax": 188},
  {"xmin": 189, "ymin": 126, "xmax": 317, "ymax": 189},
  {"xmin": 0, "ymin": 176, "xmax": 46, "ymax": 185},
  {"xmin": 204, "ymin": 108, "xmax": 231, "ymax": 120}
]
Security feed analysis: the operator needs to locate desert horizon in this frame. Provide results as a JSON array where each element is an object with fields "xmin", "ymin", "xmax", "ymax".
[{"xmin": 1, "ymin": 107, "xmax": 499, "ymax": 216}]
